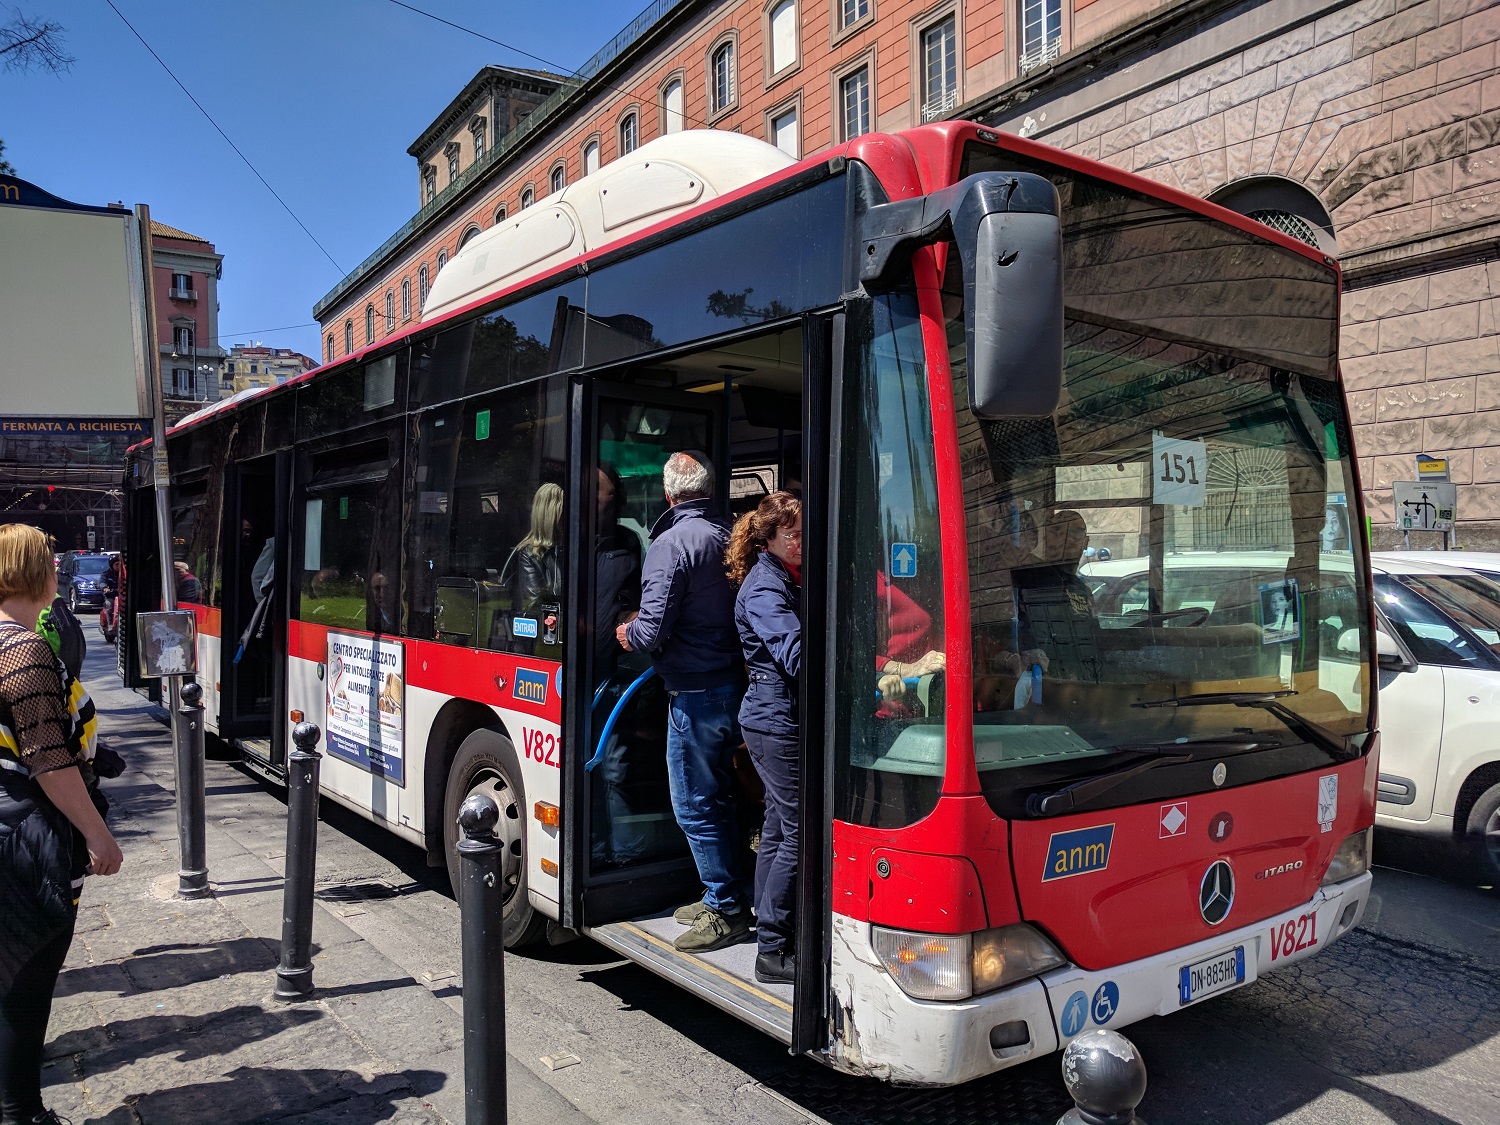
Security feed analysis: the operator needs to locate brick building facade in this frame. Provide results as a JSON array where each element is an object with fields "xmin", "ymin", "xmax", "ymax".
[{"xmin": 315, "ymin": 0, "xmax": 1500, "ymax": 542}]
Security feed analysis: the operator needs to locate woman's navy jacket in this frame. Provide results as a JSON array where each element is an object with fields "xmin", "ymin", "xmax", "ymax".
[{"xmin": 734, "ymin": 551, "xmax": 802, "ymax": 737}]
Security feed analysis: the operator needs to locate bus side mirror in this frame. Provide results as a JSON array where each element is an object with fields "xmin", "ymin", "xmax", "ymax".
[
  {"xmin": 858, "ymin": 172, "xmax": 1064, "ymax": 419},
  {"xmin": 954, "ymin": 177, "xmax": 1064, "ymax": 419}
]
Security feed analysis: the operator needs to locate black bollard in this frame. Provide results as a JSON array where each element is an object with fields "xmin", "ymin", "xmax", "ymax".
[
  {"xmin": 274, "ymin": 721, "xmax": 323, "ymax": 1002},
  {"xmin": 1057, "ymin": 1029, "xmax": 1148, "ymax": 1125},
  {"xmin": 175, "ymin": 681, "xmax": 210, "ymax": 898},
  {"xmin": 458, "ymin": 792, "xmax": 508, "ymax": 1124}
]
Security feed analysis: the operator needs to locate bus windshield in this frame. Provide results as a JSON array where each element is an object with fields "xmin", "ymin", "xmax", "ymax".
[{"xmin": 947, "ymin": 151, "xmax": 1372, "ymax": 817}]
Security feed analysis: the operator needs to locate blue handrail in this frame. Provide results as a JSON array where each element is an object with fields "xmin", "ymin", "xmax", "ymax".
[{"xmin": 585, "ymin": 666, "xmax": 657, "ymax": 772}]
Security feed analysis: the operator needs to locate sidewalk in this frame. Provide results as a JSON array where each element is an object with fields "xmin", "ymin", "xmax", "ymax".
[{"xmin": 41, "ymin": 645, "xmax": 590, "ymax": 1124}]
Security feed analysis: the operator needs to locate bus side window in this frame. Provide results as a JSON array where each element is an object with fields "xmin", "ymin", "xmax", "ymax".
[{"xmin": 407, "ymin": 378, "xmax": 568, "ymax": 652}]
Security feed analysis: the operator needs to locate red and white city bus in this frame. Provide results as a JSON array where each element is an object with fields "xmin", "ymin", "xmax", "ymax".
[{"xmin": 122, "ymin": 121, "xmax": 1378, "ymax": 1085}]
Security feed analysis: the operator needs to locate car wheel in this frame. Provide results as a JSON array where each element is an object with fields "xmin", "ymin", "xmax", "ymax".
[
  {"xmin": 442, "ymin": 729, "xmax": 547, "ymax": 948},
  {"xmin": 1465, "ymin": 780, "xmax": 1500, "ymax": 886}
]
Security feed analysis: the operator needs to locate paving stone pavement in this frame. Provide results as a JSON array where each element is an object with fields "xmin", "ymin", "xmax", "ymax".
[{"xmin": 39, "ymin": 651, "xmax": 590, "ymax": 1124}]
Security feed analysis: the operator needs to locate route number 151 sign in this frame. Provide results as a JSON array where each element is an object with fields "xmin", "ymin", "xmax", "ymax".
[{"xmin": 1152, "ymin": 433, "xmax": 1207, "ymax": 507}]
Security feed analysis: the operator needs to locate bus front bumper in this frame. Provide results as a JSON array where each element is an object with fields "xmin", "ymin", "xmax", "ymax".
[{"xmin": 826, "ymin": 872, "xmax": 1371, "ymax": 1087}]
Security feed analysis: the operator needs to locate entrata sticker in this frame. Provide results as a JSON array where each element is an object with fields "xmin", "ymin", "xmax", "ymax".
[
  {"xmin": 1208, "ymin": 812, "xmax": 1234, "ymax": 843},
  {"xmin": 1160, "ymin": 802, "xmax": 1187, "ymax": 839}
]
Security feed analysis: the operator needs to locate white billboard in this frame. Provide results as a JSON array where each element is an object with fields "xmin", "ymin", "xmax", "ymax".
[{"xmin": 0, "ymin": 178, "xmax": 148, "ymax": 418}]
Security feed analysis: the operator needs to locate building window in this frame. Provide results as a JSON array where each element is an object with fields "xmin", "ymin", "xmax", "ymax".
[
  {"xmin": 710, "ymin": 40, "xmax": 737, "ymax": 115},
  {"xmin": 173, "ymin": 325, "xmax": 194, "ymax": 353},
  {"xmin": 771, "ymin": 104, "xmax": 799, "ymax": 157},
  {"xmin": 172, "ymin": 368, "xmax": 193, "ymax": 397},
  {"xmin": 840, "ymin": 0, "xmax": 869, "ymax": 30},
  {"xmin": 170, "ymin": 272, "xmax": 193, "ymax": 299},
  {"xmin": 365, "ymin": 305, "xmax": 375, "ymax": 344},
  {"xmin": 459, "ymin": 224, "xmax": 482, "ymax": 249},
  {"xmin": 839, "ymin": 66, "xmax": 871, "ymax": 139},
  {"xmin": 327, "ymin": 334, "xmax": 335, "ymax": 363},
  {"xmin": 343, "ymin": 320, "xmax": 353, "ymax": 355},
  {"xmin": 769, "ymin": 0, "xmax": 797, "ymax": 73},
  {"xmin": 249, "ymin": 362, "xmax": 258, "ymax": 375},
  {"xmin": 471, "ymin": 115, "xmax": 487, "ymax": 160},
  {"xmin": 521, "ymin": 185, "xmax": 534, "ymax": 209},
  {"xmin": 662, "ymin": 77, "xmax": 685, "ymax": 134},
  {"xmin": 583, "ymin": 139, "xmax": 600, "ymax": 175},
  {"xmin": 620, "ymin": 111, "xmax": 639, "ymax": 154},
  {"xmin": 445, "ymin": 142, "xmax": 461, "ymax": 184},
  {"xmin": 401, "ymin": 279, "xmax": 412, "ymax": 321},
  {"xmin": 423, "ymin": 165, "xmax": 436, "ymax": 204},
  {"xmin": 550, "ymin": 164, "xmax": 566, "ymax": 193},
  {"xmin": 494, "ymin": 203, "xmax": 508, "ymax": 223},
  {"xmin": 437, "ymin": 249, "xmax": 448, "ymax": 271},
  {"xmin": 920, "ymin": 14, "xmax": 958, "ymax": 121},
  {"xmin": 419, "ymin": 265, "xmax": 429, "ymax": 307},
  {"xmin": 385, "ymin": 289, "xmax": 395, "ymax": 333},
  {"xmin": 1019, "ymin": 0, "xmax": 1062, "ymax": 73}
]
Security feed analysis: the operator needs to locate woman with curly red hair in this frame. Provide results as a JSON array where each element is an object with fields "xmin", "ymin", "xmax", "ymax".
[{"xmin": 724, "ymin": 491, "xmax": 802, "ymax": 984}]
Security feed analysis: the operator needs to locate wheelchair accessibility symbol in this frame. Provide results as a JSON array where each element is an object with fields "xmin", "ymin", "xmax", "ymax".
[
  {"xmin": 1060, "ymin": 990, "xmax": 1089, "ymax": 1037},
  {"xmin": 1091, "ymin": 981, "xmax": 1119, "ymax": 1026}
]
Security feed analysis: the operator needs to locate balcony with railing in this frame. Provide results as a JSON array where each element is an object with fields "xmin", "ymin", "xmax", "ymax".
[
  {"xmin": 313, "ymin": 0, "xmax": 696, "ymax": 321},
  {"xmin": 168, "ymin": 286, "xmax": 198, "ymax": 301},
  {"xmin": 921, "ymin": 87, "xmax": 960, "ymax": 123},
  {"xmin": 1019, "ymin": 36, "xmax": 1062, "ymax": 75}
]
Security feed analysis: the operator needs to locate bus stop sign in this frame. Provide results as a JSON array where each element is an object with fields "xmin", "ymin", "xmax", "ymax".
[{"xmin": 1394, "ymin": 480, "xmax": 1456, "ymax": 531}]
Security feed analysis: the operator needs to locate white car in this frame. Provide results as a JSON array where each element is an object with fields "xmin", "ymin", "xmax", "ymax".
[
  {"xmin": 1388, "ymin": 549, "xmax": 1500, "ymax": 585},
  {"xmin": 1369, "ymin": 552, "xmax": 1500, "ymax": 882}
]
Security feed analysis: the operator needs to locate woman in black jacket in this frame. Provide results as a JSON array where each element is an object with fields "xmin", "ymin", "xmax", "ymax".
[
  {"xmin": 0, "ymin": 525, "xmax": 122, "ymax": 1125},
  {"xmin": 725, "ymin": 492, "xmax": 802, "ymax": 984}
]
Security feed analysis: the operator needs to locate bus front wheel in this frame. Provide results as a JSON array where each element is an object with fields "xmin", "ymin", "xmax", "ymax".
[{"xmin": 442, "ymin": 730, "xmax": 547, "ymax": 948}]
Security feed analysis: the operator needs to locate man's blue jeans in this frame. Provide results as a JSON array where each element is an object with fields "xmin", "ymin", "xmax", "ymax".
[{"xmin": 666, "ymin": 683, "xmax": 744, "ymax": 914}]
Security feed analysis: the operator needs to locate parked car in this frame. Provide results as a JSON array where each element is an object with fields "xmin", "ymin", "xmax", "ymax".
[
  {"xmin": 56, "ymin": 550, "xmax": 112, "ymax": 612},
  {"xmin": 1370, "ymin": 552, "xmax": 1500, "ymax": 882},
  {"xmin": 1391, "ymin": 549, "xmax": 1500, "ymax": 584}
]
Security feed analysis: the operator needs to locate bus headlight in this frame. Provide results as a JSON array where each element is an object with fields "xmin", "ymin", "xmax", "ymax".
[
  {"xmin": 872, "ymin": 924, "xmax": 1066, "ymax": 1001},
  {"xmin": 1321, "ymin": 827, "xmax": 1372, "ymax": 885},
  {"xmin": 972, "ymin": 924, "xmax": 1067, "ymax": 996}
]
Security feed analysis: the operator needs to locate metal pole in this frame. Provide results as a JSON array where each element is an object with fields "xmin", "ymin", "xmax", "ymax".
[
  {"xmin": 459, "ymin": 793, "xmax": 508, "ymax": 1124},
  {"xmin": 274, "ymin": 721, "xmax": 323, "ymax": 1001},
  {"xmin": 175, "ymin": 681, "xmax": 209, "ymax": 897},
  {"xmin": 1056, "ymin": 1029, "xmax": 1148, "ymax": 1125},
  {"xmin": 135, "ymin": 205, "xmax": 206, "ymax": 897}
]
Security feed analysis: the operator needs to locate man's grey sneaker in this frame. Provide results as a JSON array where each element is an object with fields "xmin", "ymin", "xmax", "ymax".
[
  {"xmin": 673, "ymin": 898, "xmax": 707, "ymax": 925},
  {"xmin": 673, "ymin": 906, "xmax": 751, "ymax": 953}
]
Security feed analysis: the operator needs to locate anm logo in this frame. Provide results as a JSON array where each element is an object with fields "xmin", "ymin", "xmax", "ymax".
[
  {"xmin": 513, "ymin": 667, "xmax": 549, "ymax": 705},
  {"xmin": 1041, "ymin": 824, "xmax": 1115, "ymax": 881}
]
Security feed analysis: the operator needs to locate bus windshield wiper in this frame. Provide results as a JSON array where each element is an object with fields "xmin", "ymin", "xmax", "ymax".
[
  {"xmin": 1026, "ymin": 739, "xmax": 1263, "ymax": 817},
  {"xmin": 1236, "ymin": 698, "xmax": 1358, "ymax": 761},
  {"xmin": 1133, "ymin": 690, "xmax": 1297, "ymax": 708}
]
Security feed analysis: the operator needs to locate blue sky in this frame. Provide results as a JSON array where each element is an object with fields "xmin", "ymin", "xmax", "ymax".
[{"xmin": 1, "ymin": 1, "xmax": 640, "ymax": 359}]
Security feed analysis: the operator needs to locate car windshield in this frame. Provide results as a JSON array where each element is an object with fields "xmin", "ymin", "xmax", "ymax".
[
  {"xmin": 1379, "ymin": 573, "xmax": 1500, "ymax": 668},
  {"xmin": 944, "ymin": 148, "xmax": 1371, "ymax": 816},
  {"xmin": 75, "ymin": 557, "xmax": 110, "ymax": 575}
]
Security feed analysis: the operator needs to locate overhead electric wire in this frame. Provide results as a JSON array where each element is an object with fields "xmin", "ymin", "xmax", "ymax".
[
  {"xmin": 385, "ymin": 0, "xmax": 711, "ymax": 129},
  {"xmin": 216, "ymin": 322, "xmax": 320, "ymax": 340},
  {"xmin": 103, "ymin": 0, "xmax": 346, "ymax": 276}
]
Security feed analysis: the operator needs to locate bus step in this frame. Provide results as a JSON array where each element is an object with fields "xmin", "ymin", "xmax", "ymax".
[{"xmin": 588, "ymin": 913, "xmax": 793, "ymax": 1045}]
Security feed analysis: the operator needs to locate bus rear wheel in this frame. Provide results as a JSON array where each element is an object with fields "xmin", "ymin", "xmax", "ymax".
[{"xmin": 442, "ymin": 730, "xmax": 547, "ymax": 948}]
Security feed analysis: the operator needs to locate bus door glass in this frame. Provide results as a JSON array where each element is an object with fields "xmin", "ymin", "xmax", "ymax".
[
  {"xmin": 220, "ymin": 452, "xmax": 288, "ymax": 742},
  {"xmin": 569, "ymin": 381, "xmax": 723, "ymax": 922}
]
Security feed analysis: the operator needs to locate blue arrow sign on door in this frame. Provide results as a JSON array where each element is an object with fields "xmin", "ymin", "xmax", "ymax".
[{"xmin": 891, "ymin": 542, "xmax": 917, "ymax": 579}]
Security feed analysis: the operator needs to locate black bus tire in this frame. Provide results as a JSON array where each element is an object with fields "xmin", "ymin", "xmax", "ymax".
[{"xmin": 442, "ymin": 729, "xmax": 547, "ymax": 948}]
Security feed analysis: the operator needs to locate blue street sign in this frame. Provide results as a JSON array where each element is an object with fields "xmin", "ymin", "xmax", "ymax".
[{"xmin": 891, "ymin": 542, "xmax": 917, "ymax": 578}]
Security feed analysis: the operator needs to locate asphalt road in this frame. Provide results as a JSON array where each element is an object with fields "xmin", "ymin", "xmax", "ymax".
[{"xmin": 91, "ymin": 646, "xmax": 1500, "ymax": 1125}]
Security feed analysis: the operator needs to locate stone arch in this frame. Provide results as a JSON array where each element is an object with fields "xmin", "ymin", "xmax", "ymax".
[{"xmin": 1207, "ymin": 175, "xmax": 1338, "ymax": 258}]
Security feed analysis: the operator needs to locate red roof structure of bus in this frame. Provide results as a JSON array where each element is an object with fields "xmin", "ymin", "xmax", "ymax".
[{"xmin": 134, "ymin": 120, "xmax": 1336, "ymax": 453}]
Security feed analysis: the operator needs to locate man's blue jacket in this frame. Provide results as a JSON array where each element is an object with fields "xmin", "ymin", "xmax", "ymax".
[{"xmin": 624, "ymin": 498, "xmax": 742, "ymax": 692}]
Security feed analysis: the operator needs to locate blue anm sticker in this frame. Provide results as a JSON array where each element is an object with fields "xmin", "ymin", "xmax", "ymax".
[
  {"xmin": 513, "ymin": 668, "xmax": 549, "ymax": 705},
  {"xmin": 1041, "ymin": 823, "xmax": 1115, "ymax": 881}
]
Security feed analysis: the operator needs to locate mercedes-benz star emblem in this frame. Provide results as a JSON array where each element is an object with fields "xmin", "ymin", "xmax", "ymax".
[{"xmin": 1199, "ymin": 860, "xmax": 1234, "ymax": 926}]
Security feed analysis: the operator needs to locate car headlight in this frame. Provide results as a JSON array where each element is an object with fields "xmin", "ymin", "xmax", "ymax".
[
  {"xmin": 1321, "ymin": 827, "xmax": 1372, "ymax": 885},
  {"xmin": 873, "ymin": 923, "xmax": 1067, "ymax": 1001}
]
